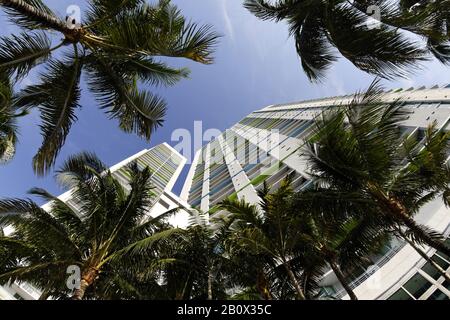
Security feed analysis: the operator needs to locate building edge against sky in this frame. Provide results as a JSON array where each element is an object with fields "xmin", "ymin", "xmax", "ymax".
[{"xmin": 2, "ymin": 85, "xmax": 450, "ymax": 300}]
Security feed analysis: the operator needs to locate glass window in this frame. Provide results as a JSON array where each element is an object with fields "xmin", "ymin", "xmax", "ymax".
[
  {"xmin": 416, "ymin": 128, "xmax": 426, "ymax": 142},
  {"xmin": 422, "ymin": 256, "xmax": 449, "ymax": 280},
  {"xmin": 421, "ymin": 262, "xmax": 440, "ymax": 280},
  {"xmin": 427, "ymin": 288, "xmax": 450, "ymax": 300},
  {"xmin": 443, "ymin": 281, "xmax": 450, "ymax": 291},
  {"xmin": 436, "ymin": 239, "xmax": 450, "ymax": 262},
  {"xmin": 13, "ymin": 293, "xmax": 24, "ymax": 300},
  {"xmin": 403, "ymin": 273, "xmax": 432, "ymax": 299},
  {"xmin": 388, "ymin": 288, "xmax": 413, "ymax": 300}
]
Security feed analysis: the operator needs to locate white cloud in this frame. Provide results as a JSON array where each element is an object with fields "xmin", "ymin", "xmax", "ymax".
[{"xmin": 220, "ymin": 0, "xmax": 234, "ymax": 43}]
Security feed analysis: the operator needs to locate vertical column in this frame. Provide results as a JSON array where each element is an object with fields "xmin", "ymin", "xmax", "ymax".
[
  {"xmin": 218, "ymin": 133, "xmax": 260, "ymax": 206},
  {"xmin": 200, "ymin": 144, "xmax": 211, "ymax": 212},
  {"xmin": 180, "ymin": 149, "xmax": 201, "ymax": 202}
]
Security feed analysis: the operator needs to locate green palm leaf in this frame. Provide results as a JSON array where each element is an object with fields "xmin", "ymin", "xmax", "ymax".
[
  {"xmin": 0, "ymin": 32, "xmax": 53, "ymax": 80},
  {"xmin": 15, "ymin": 53, "xmax": 82, "ymax": 175},
  {"xmin": 86, "ymin": 55, "xmax": 166, "ymax": 140},
  {"xmin": 1, "ymin": 0, "xmax": 64, "ymax": 30}
]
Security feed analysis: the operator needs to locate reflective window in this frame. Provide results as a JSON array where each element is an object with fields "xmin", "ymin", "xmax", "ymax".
[
  {"xmin": 388, "ymin": 288, "xmax": 413, "ymax": 300},
  {"xmin": 403, "ymin": 273, "xmax": 432, "ymax": 299},
  {"xmin": 422, "ymin": 255, "xmax": 450, "ymax": 280},
  {"xmin": 435, "ymin": 239, "xmax": 450, "ymax": 262},
  {"xmin": 427, "ymin": 288, "xmax": 450, "ymax": 300},
  {"xmin": 13, "ymin": 293, "xmax": 24, "ymax": 300}
]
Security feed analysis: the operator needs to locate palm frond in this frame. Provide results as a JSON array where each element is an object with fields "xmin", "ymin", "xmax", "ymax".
[
  {"xmin": 0, "ymin": 76, "xmax": 19, "ymax": 164},
  {"xmin": 99, "ymin": 3, "xmax": 219, "ymax": 63},
  {"xmin": 110, "ymin": 228, "xmax": 184, "ymax": 259},
  {"xmin": 220, "ymin": 198, "xmax": 263, "ymax": 228},
  {"xmin": 1, "ymin": 0, "xmax": 65, "ymax": 31},
  {"xmin": 117, "ymin": 55, "xmax": 190, "ymax": 86},
  {"xmin": 86, "ymin": 55, "xmax": 166, "ymax": 140},
  {"xmin": 0, "ymin": 32, "xmax": 53, "ymax": 80},
  {"xmin": 293, "ymin": 15, "xmax": 337, "ymax": 82},
  {"xmin": 116, "ymin": 89, "xmax": 166, "ymax": 140},
  {"xmin": 33, "ymin": 56, "xmax": 82, "ymax": 175},
  {"xmin": 325, "ymin": 3, "xmax": 428, "ymax": 79},
  {"xmin": 13, "ymin": 52, "xmax": 82, "ymax": 175},
  {"xmin": 27, "ymin": 187, "xmax": 84, "ymax": 233},
  {"xmin": 243, "ymin": 0, "xmax": 292, "ymax": 21},
  {"xmin": 84, "ymin": 0, "xmax": 145, "ymax": 27},
  {"xmin": 56, "ymin": 151, "xmax": 108, "ymax": 189}
]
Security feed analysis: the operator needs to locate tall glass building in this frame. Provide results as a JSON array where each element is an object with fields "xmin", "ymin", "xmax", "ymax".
[
  {"xmin": 180, "ymin": 85, "xmax": 450, "ymax": 300},
  {"xmin": 0, "ymin": 143, "xmax": 191, "ymax": 300}
]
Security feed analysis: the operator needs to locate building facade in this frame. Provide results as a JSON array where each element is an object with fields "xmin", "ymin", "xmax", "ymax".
[
  {"xmin": 180, "ymin": 85, "xmax": 450, "ymax": 300},
  {"xmin": 1, "ymin": 143, "xmax": 191, "ymax": 300}
]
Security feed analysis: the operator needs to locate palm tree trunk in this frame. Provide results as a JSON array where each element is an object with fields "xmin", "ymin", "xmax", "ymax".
[
  {"xmin": 369, "ymin": 186, "xmax": 450, "ymax": 257},
  {"xmin": 177, "ymin": 272, "xmax": 193, "ymax": 300},
  {"xmin": 398, "ymin": 214, "xmax": 450, "ymax": 257},
  {"xmin": 38, "ymin": 289, "xmax": 50, "ymax": 300},
  {"xmin": 207, "ymin": 269, "xmax": 213, "ymax": 300},
  {"xmin": 283, "ymin": 261, "xmax": 306, "ymax": 300},
  {"xmin": 399, "ymin": 232, "xmax": 450, "ymax": 283},
  {"xmin": 256, "ymin": 270, "xmax": 272, "ymax": 300},
  {"xmin": 0, "ymin": 0, "xmax": 69, "ymax": 33},
  {"xmin": 71, "ymin": 267, "xmax": 98, "ymax": 300},
  {"xmin": 328, "ymin": 259, "xmax": 357, "ymax": 300}
]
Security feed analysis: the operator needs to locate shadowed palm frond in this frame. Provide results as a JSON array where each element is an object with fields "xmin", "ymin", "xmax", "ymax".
[
  {"xmin": 0, "ymin": 31, "xmax": 53, "ymax": 80},
  {"xmin": 244, "ymin": 0, "xmax": 439, "ymax": 81},
  {"xmin": 1, "ymin": 0, "xmax": 63, "ymax": 30},
  {"xmin": 13, "ymin": 52, "xmax": 82, "ymax": 175}
]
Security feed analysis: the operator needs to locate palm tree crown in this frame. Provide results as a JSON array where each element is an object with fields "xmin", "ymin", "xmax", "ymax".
[
  {"xmin": 0, "ymin": 152, "xmax": 181, "ymax": 300},
  {"xmin": 0, "ymin": 72, "xmax": 27, "ymax": 164},
  {"xmin": 301, "ymin": 81, "xmax": 450, "ymax": 257},
  {"xmin": 0, "ymin": 0, "xmax": 218, "ymax": 174},
  {"xmin": 155, "ymin": 212, "xmax": 235, "ymax": 300},
  {"xmin": 221, "ymin": 177, "xmax": 315, "ymax": 300},
  {"xmin": 244, "ymin": 0, "xmax": 449, "ymax": 81},
  {"xmin": 0, "ymin": 74, "xmax": 16, "ymax": 163},
  {"xmin": 221, "ymin": 176, "xmax": 388, "ymax": 300}
]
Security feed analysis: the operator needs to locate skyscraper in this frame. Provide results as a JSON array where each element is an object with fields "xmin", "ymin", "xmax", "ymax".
[{"xmin": 180, "ymin": 85, "xmax": 450, "ymax": 300}]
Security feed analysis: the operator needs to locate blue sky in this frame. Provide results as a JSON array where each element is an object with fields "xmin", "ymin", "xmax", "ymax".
[{"xmin": 0, "ymin": 0, "xmax": 449, "ymax": 203}]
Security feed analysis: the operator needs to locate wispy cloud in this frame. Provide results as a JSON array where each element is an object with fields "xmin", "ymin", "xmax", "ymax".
[{"xmin": 220, "ymin": 0, "xmax": 234, "ymax": 43}]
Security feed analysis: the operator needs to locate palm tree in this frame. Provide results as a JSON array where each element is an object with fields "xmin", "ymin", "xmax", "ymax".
[
  {"xmin": 220, "ymin": 177, "xmax": 316, "ymax": 300},
  {"xmin": 393, "ymin": 225, "xmax": 450, "ymax": 283},
  {"xmin": 221, "ymin": 176, "xmax": 388, "ymax": 300},
  {"xmin": 301, "ymin": 81, "xmax": 450, "ymax": 259},
  {"xmin": 0, "ymin": 73, "xmax": 26, "ymax": 164},
  {"xmin": 155, "ymin": 211, "xmax": 235, "ymax": 300},
  {"xmin": 0, "ymin": 75, "xmax": 16, "ymax": 163},
  {"xmin": 0, "ymin": 152, "xmax": 181, "ymax": 300},
  {"xmin": 243, "ymin": 0, "xmax": 450, "ymax": 81},
  {"xmin": 291, "ymin": 203, "xmax": 390, "ymax": 300},
  {"xmin": 0, "ymin": 0, "xmax": 218, "ymax": 174}
]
